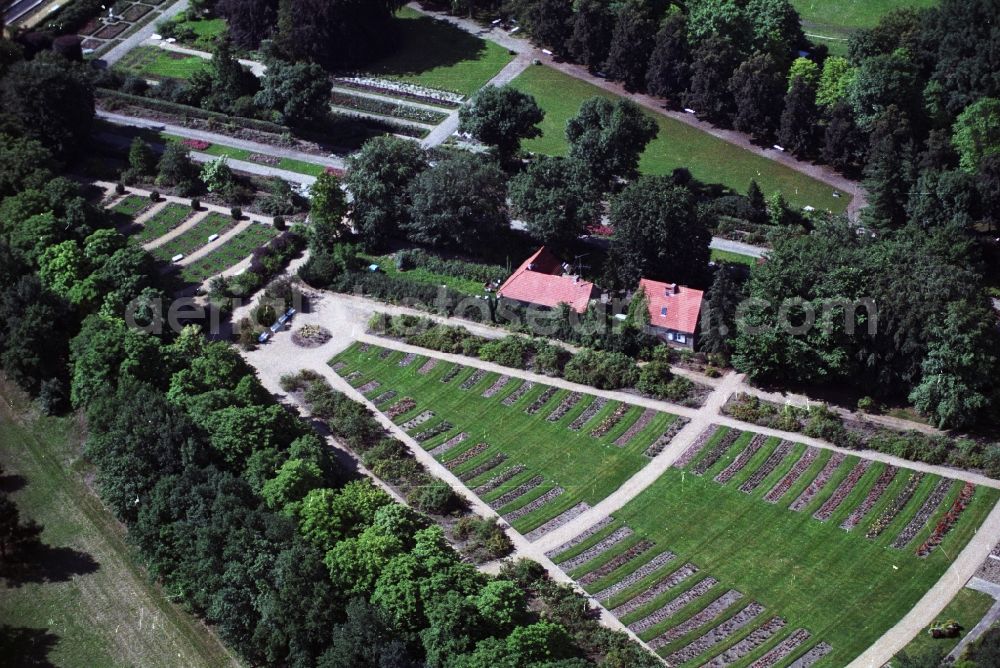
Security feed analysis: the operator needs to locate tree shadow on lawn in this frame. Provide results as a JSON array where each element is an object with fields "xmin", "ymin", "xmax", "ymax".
[
  {"xmin": 1, "ymin": 525, "xmax": 99, "ymax": 588},
  {"xmin": 0, "ymin": 625, "xmax": 59, "ymax": 667},
  {"xmin": 366, "ymin": 15, "xmax": 488, "ymax": 77}
]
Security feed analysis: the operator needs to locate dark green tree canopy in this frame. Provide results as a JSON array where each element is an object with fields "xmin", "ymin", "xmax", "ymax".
[
  {"xmin": 566, "ymin": 97, "xmax": 658, "ymax": 186},
  {"xmin": 458, "ymin": 86, "xmax": 544, "ymax": 160},
  {"xmin": 509, "ymin": 156, "xmax": 601, "ymax": 248}
]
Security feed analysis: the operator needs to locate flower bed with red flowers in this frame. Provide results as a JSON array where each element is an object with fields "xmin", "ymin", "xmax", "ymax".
[
  {"xmin": 182, "ymin": 138, "xmax": 211, "ymax": 151},
  {"xmin": 459, "ymin": 454, "xmax": 506, "ymax": 482},
  {"xmin": 614, "ymin": 408, "xmax": 656, "ymax": 447},
  {"xmin": 789, "ymin": 452, "xmax": 845, "ymax": 511},
  {"xmin": 578, "ymin": 539, "xmax": 654, "ymax": 586},
  {"xmin": 504, "ymin": 487, "xmax": 564, "ymax": 521},
  {"xmin": 664, "ymin": 602, "xmax": 766, "ymax": 665},
  {"xmin": 488, "ymin": 475, "xmax": 544, "ymax": 509},
  {"xmin": 385, "ymin": 397, "xmax": 416, "ymax": 419},
  {"xmin": 764, "ymin": 447, "xmax": 820, "ymax": 503},
  {"xmin": 917, "ymin": 482, "xmax": 975, "ymax": 557},
  {"xmin": 813, "ymin": 459, "xmax": 872, "ymax": 521},
  {"xmin": 443, "ymin": 441, "xmax": 485, "ymax": 469},
  {"xmin": 428, "ymin": 432, "xmax": 468, "ymax": 456},
  {"xmin": 502, "ymin": 380, "xmax": 534, "ymax": 405},
  {"xmin": 740, "ymin": 440, "xmax": 792, "ymax": 493},
  {"xmin": 716, "ymin": 433, "xmax": 768, "ymax": 484},
  {"xmin": 866, "ymin": 472, "xmax": 924, "ymax": 539},
  {"xmin": 594, "ymin": 551, "xmax": 676, "ymax": 602},
  {"xmin": 692, "ymin": 428, "xmax": 741, "ymax": 475},
  {"xmin": 473, "ymin": 465, "xmax": 526, "ymax": 495},
  {"xmin": 648, "ymin": 589, "xmax": 746, "ymax": 649},
  {"xmin": 627, "ymin": 575, "xmax": 717, "ymax": 633},
  {"xmin": 892, "ymin": 478, "xmax": 952, "ymax": 549},
  {"xmin": 591, "ymin": 404, "xmax": 630, "ymax": 438},
  {"xmin": 841, "ymin": 465, "xmax": 898, "ymax": 531}
]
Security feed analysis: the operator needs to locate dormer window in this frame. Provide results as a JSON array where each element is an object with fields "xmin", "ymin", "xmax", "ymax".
[{"xmin": 660, "ymin": 307, "xmax": 667, "ymax": 317}]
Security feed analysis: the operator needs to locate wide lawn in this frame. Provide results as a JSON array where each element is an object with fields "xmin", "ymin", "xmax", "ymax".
[
  {"xmin": 330, "ymin": 343, "xmax": 682, "ymax": 534},
  {"xmin": 358, "ymin": 6, "xmax": 513, "ymax": 97},
  {"xmin": 117, "ymin": 45, "xmax": 210, "ymax": 80},
  {"xmin": 508, "ymin": 65, "xmax": 849, "ymax": 214},
  {"xmin": 180, "ymin": 223, "xmax": 277, "ymax": 283},
  {"xmin": 0, "ymin": 381, "xmax": 237, "ymax": 668},
  {"xmin": 359, "ymin": 253, "xmax": 487, "ymax": 297},
  {"xmin": 556, "ymin": 426, "xmax": 999, "ymax": 666},
  {"xmin": 167, "ymin": 16, "xmax": 227, "ymax": 51},
  {"xmin": 152, "ymin": 212, "xmax": 235, "ymax": 261},
  {"xmin": 792, "ymin": 0, "xmax": 937, "ymax": 54},
  {"xmin": 710, "ymin": 248, "xmax": 758, "ymax": 267}
]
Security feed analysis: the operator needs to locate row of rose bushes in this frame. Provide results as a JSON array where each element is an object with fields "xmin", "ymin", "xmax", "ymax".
[
  {"xmin": 330, "ymin": 91, "xmax": 449, "ymax": 125},
  {"xmin": 725, "ymin": 394, "xmax": 1000, "ymax": 477},
  {"xmin": 368, "ymin": 313, "xmax": 701, "ymax": 403}
]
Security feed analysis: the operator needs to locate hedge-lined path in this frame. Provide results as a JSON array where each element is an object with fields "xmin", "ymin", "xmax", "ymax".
[{"xmin": 407, "ymin": 2, "xmax": 868, "ymax": 220}]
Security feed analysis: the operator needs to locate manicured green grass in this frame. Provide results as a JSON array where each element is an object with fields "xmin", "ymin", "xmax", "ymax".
[
  {"xmin": 0, "ymin": 381, "xmax": 237, "ymax": 668},
  {"xmin": 896, "ymin": 587, "xmax": 995, "ymax": 661},
  {"xmin": 359, "ymin": 6, "xmax": 514, "ymax": 97},
  {"xmin": 111, "ymin": 193, "xmax": 151, "ymax": 218},
  {"xmin": 132, "ymin": 203, "xmax": 193, "ymax": 244},
  {"xmin": 710, "ymin": 248, "xmax": 758, "ymax": 267},
  {"xmin": 792, "ymin": 0, "xmax": 937, "ymax": 55},
  {"xmin": 508, "ymin": 65, "xmax": 849, "ymax": 214},
  {"xmin": 168, "ymin": 17, "xmax": 227, "ymax": 51},
  {"xmin": 161, "ymin": 134, "xmax": 328, "ymax": 177},
  {"xmin": 574, "ymin": 426, "xmax": 1000, "ymax": 666},
  {"xmin": 152, "ymin": 212, "xmax": 235, "ymax": 261},
  {"xmin": 117, "ymin": 45, "xmax": 211, "ymax": 80},
  {"xmin": 180, "ymin": 223, "xmax": 277, "ymax": 283},
  {"xmin": 331, "ymin": 343, "xmax": 680, "ymax": 533},
  {"xmin": 360, "ymin": 253, "xmax": 487, "ymax": 296}
]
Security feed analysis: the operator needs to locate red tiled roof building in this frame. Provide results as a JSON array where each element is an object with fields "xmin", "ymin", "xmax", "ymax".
[
  {"xmin": 638, "ymin": 278, "xmax": 704, "ymax": 348},
  {"xmin": 497, "ymin": 247, "xmax": 596, "ymax": 314}
]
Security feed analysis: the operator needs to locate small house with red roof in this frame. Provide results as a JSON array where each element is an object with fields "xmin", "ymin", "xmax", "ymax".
[
  {"xmin": 638, "ymin": 278, "xmax": 704, "ymax": 348},
  {"xmin": 497, "ymin": 247, "xmax": 596, "ymax": 314}
]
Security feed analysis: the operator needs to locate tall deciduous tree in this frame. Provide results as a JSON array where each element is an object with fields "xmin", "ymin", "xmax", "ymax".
[
  {"xmin": 216, "ymin": 0, "xmax": 278, "ymax": 49},
  {"xmin": 821, "ymin": 101, "xmax": 865, "ymax": 172},
  {"xmin": 564, "ymin": 0, "xmax": 614, "ymax": 71},
  {"xmin": 405, "ymin": 153, "xmax": 508, "ymax": 253},
  {"xmin": 566, "ymin": 97, "xmax": 658, "ymax": 186},
  {"xmin": 952, "ymin": 97, "xmax": 1000, "ymax": 173},
  {"xmin": 254, "ymin": 59, "xmax": 331, "ymax": 127},
  {"xmin": 608, "ymin": 177, "xmax": 710, "ymax": 287},
  {"xmin": 684, "ymin": 35, "xmax": 740, "ymax": 125},
  {"xmin": 602, "ymin": 2, "xmax": 656, "ymax": 92},
  {"xmin": 274, "ymin": 0, "xmax": 404, "ymax": 69},
  {"xmin": 524, "ymin": 0, "xmax": 572, "ymax": 51},
  {"xmin": 815, "ymin": 56, "xmax": 854, "ymax": 108},
  {"xmin": 346, "ymin": 136, "xmax": 426, "ymax": 251},
  {"xmin": 645, "ymin": 14, "xmax": 691, "ymax": 104},
  {"xmin": 458, "ymin": 86, "xmax": 544, "ymax": 161},
  {"xmin": 308, "ymin": 171, "xmax": 349, "ymax": 252},
  {"xmin": 728, "ymin": 52, "xmax": 785, "ymax": 140},
  {"xmin": 745, "ymin": 0, "xmax": 803, "ymax": 62},
  {"xmin": 509, "ymin": 156, "xmax": 600, "ymax": 248},
  {"xmin": 778, "ymin": 76, "xmax": 819, "ymax": 156}
]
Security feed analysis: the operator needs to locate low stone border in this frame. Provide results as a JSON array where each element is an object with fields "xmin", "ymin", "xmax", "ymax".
[
  {"xmin": 648, "ymin": 589, "xmax": 745, "ymax": 650},
  {"xmin": 417, "ymin": 358, "xmax": 439, "ymax": 374},
  {"xmin": 400, "ymin": 410, "xmax": 435, "ymax": 431},
  {"xmin": 594, "ymin": 551, "xmax": 676, "ymax": 602},
  {"xmin": 716, "ymin": 434, "xmax": 768, "ymax": 484},
  {"xmin": 841, "ymin": 465, "xmax": 898, "ymax": 530},
  {"xmin": 628, "ymin": 576, "xmax": 718, "ymax": 634},
  {"xmin": 747, "ymin": 628, "xmax": 811, "ymax": 668},
  {"xmin": 429, "ymin": 432, "xmax": 470, "ymax": 457},
  {"xmin": 578, "ymin": 539, "xmax": 655, "ymax": 586},
  {"xmin": 645, "ymin": 418, "xmax": 690, "ymax": 457},
  {"xmin": 357, "ymin": 380, "xmax": 380, "ymax": 394},
  {"xmin": 569, "ymin": 397, "xmax": 607, "ymax": 430},
  {"xmin": 664, "ymin": 602, "xmax": 766, "ymax": 665},
  {"xmin": 442, "ymin": 441, "xmax": 486, "ymax": 468},
  {"xmin": 673, "ymin": 425, "xmax": 721, "ymax": 469},
  {"xmin": 505, "ymin": 487, "xmax": 564, "ymax": 521},
  {"xmin": 385, "ymin": 397, "xmax": 416, "ymax": 419},
  {"xmin": 441, "ymin": 365, "xmax": 463, "ymax": 383},
  {"xmin": 525, "ymin": 387, "xmax": 558, "ymax": 414},
  {"xmin": 692, "ymin": 429, "xmax": 741, "ymax": 475},
  {"xmin": 460, "ymin": 368, "xmax": 487, "ymax": 390},
  {"xmin": 560, "ymin": 527, "xmax": 634, "ymax": 571},
  {"xmin": 764, "ymin": 447, "xmax": 820, "ymax": 503},
  {"xmin": 482, "ymin": 375, "xmax": 511, "ymax": 398},
  {"xmin": 524, "ymin": 502, "xmax": 591, "ymax": 542},
  {"xmin": 459, "ymin": 453, "xmax": 506, "ymax": 482},
  {"xmin": 547, "ymin": 392, "xmax": 582, "ymax": 422},
  {"xmin": 813, "ymin": 459, "xmax": 872, "ymax": 521},
  {"xmin": 414, "ymin": 421, "xmax": 453, "ymax": 442},
  {"xmin": 788, "ymin": 642, "xmax": 832, "ymax": 667},
  {"xmin": 614, "ymin": 408, "xmax": 657, "ymax": 447},
  {"xmin": 489, "ymin": 475, "xmax": 545, "ymax": 509},
  {"xmin": 473, "ymin": 464, "xmax": 526, "ymax": 494},
  {"xmin": 891, "ymin": 478, "xmax": 952, "ymax": 549},
  {"xmin": 789, "ymin": 453, "xmax": 845, "ymax": 511},
  {"xmin": 591, "ymin": 404, "xmax": 630, "ymax": 438},
  {"xmin": 704, "ymin": 617, "xmax": 787, "ymax": 667},
  {"xmin": 867, "ymin": 472, "xmax": 924, "ymax": 539},
  {"xmin": 741, "ymin": 440, "xmax": 793, "ymax": 493},
  {"xmin": 611, "ymin": 563, "xmax": 699, "ymax": 617},
  {"xmin": 545, "ymin": 516, "xmax": 616, "ymax": 559},
  {"xmin": 502, "ymin": 380, "xmax": 534, "ymax": 405}
]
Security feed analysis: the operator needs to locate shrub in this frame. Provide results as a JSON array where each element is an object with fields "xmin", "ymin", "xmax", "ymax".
[
  {"xmin": 252, "ymin": 303, "xmax": 277, "ymax": 328},
  {"xmin": 231, "ymin": 206, "xmax": 243, "ymax": 220},
  {"xmin": 407, "ymin": 480, "xmax": 458, "ymax": 514},
  {"xmin": 531, "ymin": 339, "xmax": 569, "ymax": 375},
  {"xmin": 273, "ymin": 215, "xmax": 286, "ymax": 231},
  {"xmin": 115, "ymin": 182, "xmax": 126, "ymax": 195},
  {"xmin": 149, "ymin": 190, "xmax": 160, "ymax": 202},
  {"xmin": 190, "ymin": 198, "xmax": 201, "ymax": 209},
  {"xmin": 857, "ymin": 396, "xmax": 875, "ymax": 412},
  {"xmin": 636, "ymin": 358, "xmax": 674, "ymax": 398},
  {"xmin": 563, "ymin": 349, "xmax": 639, "ymax": 390},
  {"xmin": 478, "ymin": 335, "xmax": 532, "ymax": 369}
]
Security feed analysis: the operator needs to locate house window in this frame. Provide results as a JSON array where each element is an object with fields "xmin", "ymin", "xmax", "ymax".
[
  {"xmin": 660, "ymin": 307, "xmax": 667, "ymax": 317},
  {"xmin": 667, "ymin": 332, "xmax": 675, "ymax": 341},
  {"xmin": 677, "ymin": 334, "xmax": 687, "ymax": 344}
]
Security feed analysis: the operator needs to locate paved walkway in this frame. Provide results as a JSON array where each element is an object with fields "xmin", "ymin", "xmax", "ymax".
[
  {"xmin": 407, "ymin": 3, "xmax": 867, "ymax": 220},
  {"xmin": 100, "ymin": 0, "xmax": 189, "ymax": 66}
]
